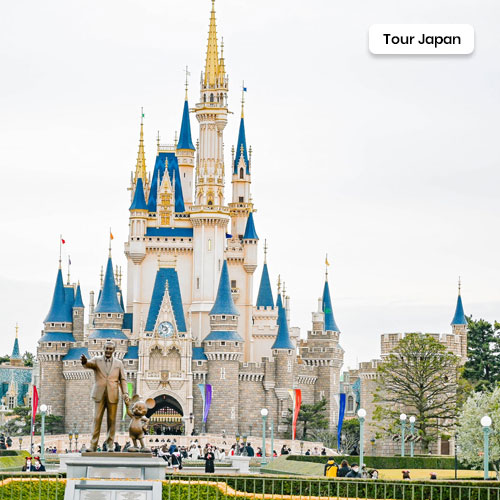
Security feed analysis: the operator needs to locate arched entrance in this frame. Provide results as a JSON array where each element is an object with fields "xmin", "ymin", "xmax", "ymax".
[{"xmin": 147, "ymin": 394, "xmax": 184, "ymax": 435}]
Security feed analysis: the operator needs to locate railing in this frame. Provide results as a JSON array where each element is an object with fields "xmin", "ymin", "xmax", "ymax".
[{"xmin": 0, "ymin": 472, "xmax": 65, "ymax": 499}]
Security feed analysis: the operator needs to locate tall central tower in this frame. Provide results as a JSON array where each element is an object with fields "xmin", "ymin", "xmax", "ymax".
[{"xmin": 190, "ymin": 0, "xmax": 231, "ymax": 341}]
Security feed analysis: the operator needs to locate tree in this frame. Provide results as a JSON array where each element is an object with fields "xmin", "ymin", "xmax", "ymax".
[
  {"xmin": 340, "ymin": 418, "xmax": 360, "ymax": 455},
  {"xmin": 286, "ymin": 398, "xmax": 329, "ymax": 440},
  {"xmin": 0, "ymin": 355, "xmax": 10, "ymax": 365},
  {"xmin": 373, "ymin": 333, "xmax": 460, "ymax": 452},
  {"xmin": 22, "ymin": 351, "xmax": 34, "ymax": 367},
  {"xmin": 4, "ymin": 406, "xmax": 64, "ymax": 436},
  {"xmin": 457, "ymin": 387, "xmax": 500, "ymax": 479},
  {"xmin": 463, "ymin": 318, "xmax": 500, "ymax": 391}
]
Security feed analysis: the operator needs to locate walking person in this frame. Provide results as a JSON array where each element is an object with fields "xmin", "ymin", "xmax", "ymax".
[{"xmin": 204, "ymin": 445, "xmax": 215, "ymax": 473}]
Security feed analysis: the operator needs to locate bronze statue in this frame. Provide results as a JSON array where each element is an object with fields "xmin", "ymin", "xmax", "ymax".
[
  {"xmin": 125, "ymin": 395, "xmax": 154, "ymax": 452},
  {"xmin": 81, "ymin": 340, "xmax": 130, "ymax": 451}
]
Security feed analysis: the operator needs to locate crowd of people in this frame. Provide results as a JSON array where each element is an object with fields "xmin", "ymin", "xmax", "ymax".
[
  {"xmin": 21, "ymin": 456, "xmax": 46, "ymax": 472},
  {"xmin": 324, "ymin": 459, "xmax": 379, "ymax": 479}
]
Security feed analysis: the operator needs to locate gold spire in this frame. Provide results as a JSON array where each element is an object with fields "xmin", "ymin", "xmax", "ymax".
[
  {"xmin": 277, "ymin": 274, "xmax": 281, "ymax": 295},
  {"xmin": 458, "ymin": 276, "xmax": 461, "ymax": 295},
  {"xmin": 184, "ymin": 66, "xmax": 190, "ymax": 99},
  {"xmin": 263, "ymin": 238, "xmax": 268, "ymax": 263},
  {"xmin": 219, "ymin": 37, "xmax": 226, "ymax": 84},
  {"xmin": 241, "ymin": 81, "xmax": 245, "ymax": 118},
  {"xmin": 325, "ymin": 253, "xmax": 330, "ymax": 280},
  {"xmin": 282, "ymin": 281, "xmax": 286, "ymax": 297},
  {"xmin": 15, "ymin": 323, "xmax": 19, "ymax": 339},
  {"xmin": 134, "ymin": 108, "xmax": 147, "ymax": 184},
  {"xmin": 157, "ymin": 131, "xmax": 161, "ymax": 153},
  {"xmin": 67, "ymin": 255, "xmax": 71, "ymax": 285},
  {"xmin": 204, "ymin": 0, "xmax": 220, "ymax": 87}
]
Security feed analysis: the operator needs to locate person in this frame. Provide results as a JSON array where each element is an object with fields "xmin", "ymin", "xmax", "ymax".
[
  {"xmin": 245, "ymin": 442, "xmax": 255, "ymax": 457},
  {"xmin": 324, "ymin": 457, "xmax": 338, "ymax": 477},
  {"xmin": 280, "ymin": 444, "xmax": 289, "ymax": 455},
  {"xmin": 169, "ymin": 440, "xmax": 177, "ymax": 455},
  {"xmin": 171, "ymin": 446, "xmax": 182, "ymax": 472},
  {"xmin": 22, "ymin": 456, "xmax": 32, "ymax": 471},
  {"xmin": 158, "ymin": 444, "xmax": 170, "ymax": 463},
  {"xmin": 305, "ymin": 449, "xmax": 311, "ymax": 456},
  {"xmin": 429, "ymin": 472, "xmax": 437, "ymax": 480},
  {"xmin": 312, "ymin": 447, "xmax": 319, "ymax": 456},
  {"xmin": 230, "ymin": 444, "xmax": 237, "ymax": 456},
  {"xmin": 30, "ymin": 457, "xmax": 46, "ymax": 472},
  {"xmin": 402, "ymin": 470, "xmax": 411, "ymax": 480},
  {"xmin": 81, "ymin": 341, "xmax": 130, "ymax": 451},
  {"xmin": 360, "ymin": 464, "xmax": 370, "ymax": 478},
  {"xmin": 321, "ymin": 448, "xmax": 326, "ymax": 456},
  {"xmin": 370, "ymin": 469, "xmax": 379, "ymax": 479},
  {"xmin": 273, "ymin": 450, "xmax": 277, "ymax": 457},
  {"xmin": 346, "ymin": 464, "xmax": 361, "ymax": 478},
  {"xmin": 114, "ymin": 442, "xmax": 122, "ymax": 452},
  {"xmin": 204, "ymin": 445, "xmax": 215, "ymax": 473},
  {"xmin": 337, "ymin": 460, "xmax": 351, "ymax": 478}
]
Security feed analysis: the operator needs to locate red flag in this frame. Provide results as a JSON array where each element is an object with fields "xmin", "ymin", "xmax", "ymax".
[
  {"xmin": 32, "ymin": 386, "xmax": 39, "ymax": 432},
  {"xmin": 61, "ymin": 238, "xmax": 66, "ymax": 244},
  {"xmin": 292, "ymin": 389, "xmax": 302, "ymax": 440}
]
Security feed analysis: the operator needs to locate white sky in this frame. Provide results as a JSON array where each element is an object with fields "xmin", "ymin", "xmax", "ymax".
[{"xmin": 1, "ymin": 0, "xmax": 499, "ymax": 369}]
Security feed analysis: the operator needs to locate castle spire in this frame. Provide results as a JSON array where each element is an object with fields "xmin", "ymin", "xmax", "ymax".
[
  {"xmin": 45, "ymin": 265, "xmax": 73, "ymax": 323},
  {"xmin": 129, "ymin": 177, "xmax": 148, "ymax": 211},
  {"xmin": 272, "ymin": 293, "xmax": 294, "ymax": 350},
  {"xmin": 451, "ymin": 278, "xmax": 467, "ymax": 325},
  {"xmin": 134, "ymin": 108, "xmax": 147, "ymax": 185},
  {"xmin": 94, "ymin": 253, "xmax": 124, "ymax": 313},
  {"xmin": 177, "ymin": 96, "xmax": 195, "ymax": 151},
  {"xmin": 242, "ymin": 211, "xmax": 258, "ymax": 240},
  {"xmin": 322, "ymin": 276, "xmax": 340, "ymax": 332},
  {"xmin": 204, "ymin": 0, "xmax": 220, "ymax": 87},
  {"xmin": 11, "ymin": 326, "xmax": 21, "ymax": 360},
  {"xmin": 256, "ymin": 258, "xmax": 274, "ymax": 308},
  {"xmin": 234, "ymin": 87, "xmax": 249, "ymax": 174},
  {"xmin": 210, "ymin": 260, "xmax": 239, "ymax": 316},
  {"xmin": 73, "ymin": 282, "xmax": 84, "ymax": 308}
]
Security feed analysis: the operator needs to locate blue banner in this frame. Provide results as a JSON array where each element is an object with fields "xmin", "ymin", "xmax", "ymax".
[{"xmin": 337, "ymin": 394, "xmax": 346, "ymax": 449}]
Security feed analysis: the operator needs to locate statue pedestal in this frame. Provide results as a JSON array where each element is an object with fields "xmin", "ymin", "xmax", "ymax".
[
  {"xmin": 231, "ymin": 455, "xmax": 251, "ymax": 473},
  {"xmin": 64, "ymin": 453, "xmax": 164, "ymax": 499}
]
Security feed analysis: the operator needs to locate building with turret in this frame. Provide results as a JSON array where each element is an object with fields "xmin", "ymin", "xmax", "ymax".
[{"xmin": 36, "ymin": 1, "xmax": 345, "ymax": 438}]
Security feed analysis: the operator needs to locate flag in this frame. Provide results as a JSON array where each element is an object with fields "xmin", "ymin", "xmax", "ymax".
[
  {"xmin": 337, "ymin": 393, "xmax": 346, "ymax": 449},
  {"xmin": 32, "ymin": 386, "xmax": 39, "ymax": 429},
  {"xmin": 61, "ymin": 237, "xmax": 66, "ymax": 244},
  {"xmin": 288, "ymin": 389, "xmax": 302, "ymax": 440},
  {"xmin": 226, "ymin": 233, "xmax": 232, "ymax": 239},
  {"xmin": 110, "ymin": 231, "xmax": 114, "ymax": 240},
  {"xmin": 68, "ymin": 256, "xmax": 71, "ymax": 266},
  {"xmin": 243, "ymin": 87, "xmax": 247, "ymax": 92},
  {"xmin": 325, "ymin": 255, "xmax": 329, "ymax": 266}
]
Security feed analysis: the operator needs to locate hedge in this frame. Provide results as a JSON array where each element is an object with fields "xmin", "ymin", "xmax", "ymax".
[
  {"xmin": 0, "ymin": 450, "xmax": 23, "ymax": 457},
  {"xmin": 287, "ymin": 455, "xmax": 471, "ymax": 470}
]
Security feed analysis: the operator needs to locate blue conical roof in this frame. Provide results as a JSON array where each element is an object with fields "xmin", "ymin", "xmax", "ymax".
[
  {"xmin": 322, "ymin": 280, "xmax": 340, "ymax": 332},
  {"xmin": 276, "ymin": 292, "xmax": 283, "ymax": 310},
  {"xmin": 73, "ymin": 284, "xmax": 84, "ymax": 308},
  {"xmin": 243, "ymin": 212, "xmax": 259, "ymax": 240},
  {"xmin": 256, "ymin": 263, "xmax": 274, "ymax": 308},
  {"xmin": 94, "ymin": 257, "xmax": 124, "ymax": 313},
  {"xmin": 451, "ymin": 294, "xmax": 467, "ymax": 325},
  {"xmin": 11, "ymin": 337, "xmax": 20, "ymax": 360},
  {"xmin": 210, "ymin": 261, "xmax": 239, "ymax": 316},
  {"xmin": 234, "ymin": 117, "xmax": 249, "ymax": 174},
  {"xmin": 177, "ymin": 99, "xmax": 195, "ymax": 150},
  {"xmin": 272, "ymin": 294, "xmax": 294, "ymax": 350},
  {"xmin": 147, "ymin": 153, "xmax": 185, "ymax": 213},
  {"xmin": 130, "ymin": 178, "xmax": 148, "ymax": 211},
  {"xmin": 45, "ymin": 268, "xmax": 74, "ymax": 323}
]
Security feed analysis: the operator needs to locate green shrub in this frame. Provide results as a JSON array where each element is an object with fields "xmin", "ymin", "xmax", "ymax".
[
  {"xmin": 287, "ymin": 454, "xmax": 470, "ymax": 469},
  {"xmin": 0, "ymin": 450, "xmax": 22, "ymax": 457},
  {"xmin": 0, "ymin": 477, "xmax": 65, "ymax": 499}
]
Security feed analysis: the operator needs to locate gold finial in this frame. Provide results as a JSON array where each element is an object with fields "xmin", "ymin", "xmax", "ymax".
[
  {"xmin": 157, "ymin": 131, "xmax": 161, "ymax": 152},
  {"xmin": 325, "ymin": 253, "xmax": 330, "ymax": 280},
  {"xmin": 100, "ymin": 266, "xmax": 104, "ymax": 287},
  {"xmin": 174, "ymin": 130, "xmax": 178, "ymax": 147},
  {"xmin": 458, "ymin": 276, "xmax": 461, "ymax": 295},
  {"xmin": 241, "ymin": 81, "xmax": 245, "ymax": 118},
  {"xmin": 109, "ymin": 227, "xmax": 113, "ymax": 257},
  {"xmin": 204, "ymin": 0, "xmax": 220, "ymax": 87},
  {"xmin": 277, "ymin": 274, "xmax": 281, "ymax": 294},
  {"xmin": 282, "ymin": 281, "xmax": 286, "ymax": 296},
  {"xmin": 184, "ymin": 66, "xmax": 190, "ymax": 99},
  {"xmin": 15, "ymin": 323, "xmax": 19, "ymax": 339},
  {"xmin": 67, "ymin": 255, "xmax": 71, "ymax": 285},
  {"xmin": 134, "ymin": 108, "xmax": 147, "ymax": 184},
  {"xmin": 263, "ymin": 238, "xmax": 268, "ymax": 263}
]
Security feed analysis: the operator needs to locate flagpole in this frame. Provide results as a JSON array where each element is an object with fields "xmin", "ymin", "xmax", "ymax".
[
  {"xmin": 59, "ymin": 235, "xmax": 62, "ymax": 266},
  {"xmin": 30, "ymin": 390, "xmax": 34, "ymax": 455}
]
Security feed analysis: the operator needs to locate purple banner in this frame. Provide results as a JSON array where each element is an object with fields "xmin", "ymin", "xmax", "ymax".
[
  {"xmin": 337, "ymin": 393, "xmax": 346, "ymax": 449},
  {"xmin": 203, "ymin": 384, "xmax": 212, "ymax": 423}
]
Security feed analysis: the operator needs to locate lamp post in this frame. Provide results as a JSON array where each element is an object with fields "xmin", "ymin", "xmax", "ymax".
[
  {"xmin": 409, "ymin": 416, "xmax": 416, "ymax": 458},
  {"xmin": 270, "ymin": 419, "xmax": 274, "ymax": 461},
  {"xmin": 400, "ymin": 413, "xmax": 407, "ymax": 457},
  {"xmin": 242, "ymin": 434, "xmax": 248, "ymax": 456},
  {"xmin": 18, "ymin": 437, "xmax": 22, "ymax": 451},
  {"xmin": 39, "ymin": 404, "xmax": 47, "ymax": 462},
  {"xmin": 454, "ymin": 432, "xmax": 458, "ymax": 480},
  {"xmin": 68, "ymin": 431, "xmax": 73, "ymax": 453},
  {"xmin": 74, "ymin": 428, "xmax": 79, "ymax": 453},
  {"xmin": 260, "ymin": 408, "xmax": 268, "ymax": 466},
  {"xmin": 481, "ymin": 415, "xmax": 492, "ymax": 480},
  {"xmin": 357, "ymin": 408, "xmax": 366, "ymax": 467}
]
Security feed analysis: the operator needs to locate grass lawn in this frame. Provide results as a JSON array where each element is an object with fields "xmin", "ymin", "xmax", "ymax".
[{"xmin": 378, "ymin": 469, "xmax": 497, "ymax": 480}]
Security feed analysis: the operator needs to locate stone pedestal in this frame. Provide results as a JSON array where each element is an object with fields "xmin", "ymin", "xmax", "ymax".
[
  {"xmin": 230, "ymin": 455, "xmax": 251, "ymax": 473},
  {"xmin": 64, "ymin": 453, "xmax": 165, "ymax": 499}
]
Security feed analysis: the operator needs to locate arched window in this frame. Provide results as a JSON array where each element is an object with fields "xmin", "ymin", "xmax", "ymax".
[
  {"xmin": 210, "ymin": 94, "xmax": 214, "ymax": 102},
  {"xmin": 203, "ymin": 94, "xmax": 206, "ymax": 102},
  {"xmin": 239, "ymin": 168, "xmax": 244, "ymax": 179},
  {"xmin": 208, "ymin": 200, "xmax": 213, "ymax": 206},
  {"xmin": 166, "ymin": 347, "xmax": 181, "ymax": 373},
  {"xmin": 347, "ymin": 395, "xmax": 354, "ymax": 412},
  {"xmin": 150, "ymin": 346, "xmax": 163, "ymax": 372}
]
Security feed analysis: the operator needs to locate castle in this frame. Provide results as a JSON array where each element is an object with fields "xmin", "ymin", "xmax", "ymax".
[{"xmin": 37, "ymin": 1, "xmax": 345, "ymax": 438}]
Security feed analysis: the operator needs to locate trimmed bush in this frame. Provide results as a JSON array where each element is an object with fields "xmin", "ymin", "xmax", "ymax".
[
  {"xmin": 287, "ymin": 454, "xmax": 470, "ymax": 470},
  {"xmin": 0, "ymin": 450, "xmax": 23, "ymax": 457}
]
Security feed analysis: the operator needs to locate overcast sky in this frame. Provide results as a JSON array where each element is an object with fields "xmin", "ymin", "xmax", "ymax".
[{"xmin": 1, "ymin": 0, "xmax": 499, "ymax": 369}]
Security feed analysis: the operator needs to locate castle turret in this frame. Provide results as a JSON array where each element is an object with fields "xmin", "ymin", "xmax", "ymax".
[
  {"xmin": 230, "ymin": 93, "xmax": 252, "ymax": 238},
  {"xmin": 10, "ymin": 325, "xmax": 22, "ymax": 367},
  {"xmin": 176, "ymin": 94, "xmax": 195, "ymax": 206},
  {"xmin": 72, "ymin": 283, "xmax": 85, "ymax": 342},
  {"xmin": 451, "ymin": 279, "xmax": 467, "ymax": 362},
  {"xmin": 203, "ymin": 260, "xmax": 243, "ymax": 434}
]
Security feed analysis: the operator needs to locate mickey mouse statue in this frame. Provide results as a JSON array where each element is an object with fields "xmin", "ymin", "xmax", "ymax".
[{"xmin": 125, "ymin": 395, "xmax": 155, "ymax": 452}]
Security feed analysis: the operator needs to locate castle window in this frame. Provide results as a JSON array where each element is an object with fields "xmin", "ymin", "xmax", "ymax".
[
  {"xmin": 97, "ymin": 314, "xmax": 101, "ymax": 318},
  {"xmin": 50, "ymin": 323, "xmax": 55, "ymax": 327},
  {"xmin": 62, "ymin": 323, "xmax": 65, "ymax": 328},
  {"xmin": 196, "ymin": 278, "xmax": 200, "ymax": 289},
  {"xmin": 47, "ymin": 343, "xmax": 52, "ymax": 347},
  {"xmin": 208, "ymin": 200, "xmax": 213, "ymax": 206},
  {"xmin": 207, "ymin": 342, "xmax": 212, "ymax": 346},
  {"xmin": 128, "ymin": 360, "xmax": 134, "ymax": 365},
  {"xmin": 220, "ymin": 341, "xmax": 226, "ymax": 346},
  {"xmin": 93, "ymin": 340, "xmax": 97, "ymax": 344},
  {"xmin": 235, "ymin": 342, "xmax": 239, "ymax": 347},
  {"xmin": 8, "ymin": 396, "xmax": 15, "ymax": 409},
  {"xmin": 210, "ymin": 93, "xmax": 214, "ymax": 102},
  {"xmin": 62, "ymin": 343, "xmax": 66, "ymax": 347},
  {"xmin": 239, "ymin": 168, "xmax": 244, "ymax": 179},
  {"xmin": 231, "ymin": 280, "xmax": 236, "ymax": 289},
  {"xmin": 74, "ymin": 310, "xmax": 78, "ymax": 316},
  {"xmin": 221, "ymin": 315, "xmax": 226, "ymax": 320},
  {"xmin": 232, "ymin": 316, "xmax": 236, "ymax": 320},
  {"xmin": 107, "ymin": 314, "xmax": 112, "ymax": 318},
  {"xmin": 197, "ymin": 361, "xmax": 203, "ymax": 366},
  {"xmin": 220, "ymin": 367, "xmax": 225, "ymax": 379},
  {"xmin": 347, "ymin": 395, "xmax": 354, "ymax": 412},
  {"xmin": 239, "ymin": 196, "xmax": 244, "ymax": 203}
]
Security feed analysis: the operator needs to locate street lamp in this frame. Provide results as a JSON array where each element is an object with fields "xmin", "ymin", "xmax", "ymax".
[
  {"xmin": 409, "ymin": 416, "xmax": 416, "ymax": 457},
  {"xmin": 270, "ymin": 419, "xmax": 274, "ymax": 462},
  {"xmin": 400, "ymin": 413, "xmax": 407, "ymax": 457},
  {"xmin": 18, "ymin": 437, "xmax": 22, "ymax": 451},
  {"xmin": 68, "ymin": 430, "xmax": 73, "ymax": 453},
  {"xmin": 357, "ymin": 408, "xmax": 366, "ymax": 467},
  {"xmin": 454, "ymin": 432, "xmax": 458, "ymax": 480},
  {"xmin": 39, "ymin": 404, "xmax": 47, "ymax": 462},
  {"xmin": 481, "ymin": 415, "xmax": 492, "ymax": 480},
  {"xmin": 260, "ymin": 408, "xmax": 268, "ymax": 466},
  {"xmin": 235, "ymin": 433, "xmax": 240, "ymax": 455},
  {"xmin": 74, "ymin": 428, "xmax": 79, "ymax": 452}
]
